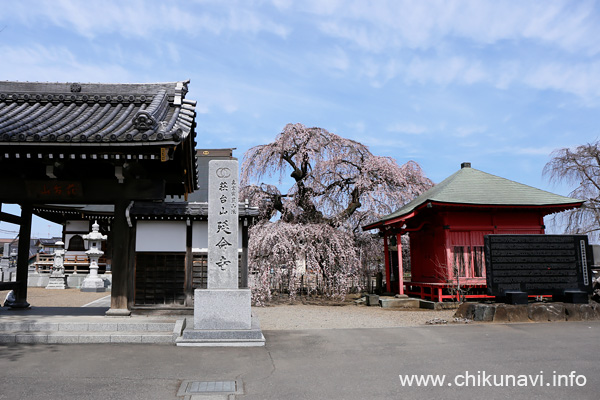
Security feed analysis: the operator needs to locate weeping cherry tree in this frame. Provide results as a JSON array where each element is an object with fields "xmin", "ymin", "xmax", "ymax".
[{"xmin": 241, "ymin": 123, "xmax": 432, "ymax": 304}]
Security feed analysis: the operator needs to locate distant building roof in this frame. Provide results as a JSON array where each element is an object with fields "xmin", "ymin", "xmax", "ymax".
[
  {"xmin": 36, "ymin": 237, "xmax": 63, "ymax": 246},
  {"xmin": 0, "ymin": 81, "xmax": 195, "ymax": 144},
  {"xmin": 364, "ymin": 162, "xmax": 584, "ymax": 230}
]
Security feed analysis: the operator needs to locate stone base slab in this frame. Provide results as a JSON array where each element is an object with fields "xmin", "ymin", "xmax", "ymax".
[
  {"xmin": 194, "ymin": 288, "xmax": 251, "ymax": 330},
  {"xmin": 177, "ymin": 316, "xmax": 265, "ymax": 347},
  {"xmin": 105, "ymin": 308, "xmax": 131, "ymax": 317},
  {"xmin": 379, "ymin": 297, "xmax": 420, "ymax": 309},
  {"xmin": 455, "ymin": 301, "xmax": 600, "ymax": 322},
  {"xmin": 80, "ymin": 287, "xmax": 106, "ymax": 292},
  {"xmin": 45, "ymin": 276, "xmax": 68, "ymax": 289}
]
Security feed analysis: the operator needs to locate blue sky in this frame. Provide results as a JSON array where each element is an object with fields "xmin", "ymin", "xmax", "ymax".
[{"xmin": 1, "ymin": 0, "xmax": 599, "ymax": 238}]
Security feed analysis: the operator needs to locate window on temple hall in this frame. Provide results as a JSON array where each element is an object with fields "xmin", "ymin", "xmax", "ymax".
[{"xmin": 68, "ymin": 235, "xmax": 85, "ymax": 251}]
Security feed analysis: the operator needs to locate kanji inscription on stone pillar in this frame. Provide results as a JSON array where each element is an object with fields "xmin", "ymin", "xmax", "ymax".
[{"xmin": 208, "ymin": 160, "xmax": 239, "ymax": 289}]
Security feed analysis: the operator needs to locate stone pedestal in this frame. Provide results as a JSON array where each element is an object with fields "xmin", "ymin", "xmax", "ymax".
[
  {"xmin": 194, "ymin": 289, "xmax": 252, "ymax": 330},
  {"xmin": 46, "ymin": 275, "xmax": 68, "ymax": 289}
]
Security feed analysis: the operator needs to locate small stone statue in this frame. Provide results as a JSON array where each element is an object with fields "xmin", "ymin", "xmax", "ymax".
[
  {"xmin": 46, "ymin": 241, "xmax": 68, "ymax": 289},
  {"xmin": 52, "ymin": 242, "xmax": 65, "ymax": 274}
]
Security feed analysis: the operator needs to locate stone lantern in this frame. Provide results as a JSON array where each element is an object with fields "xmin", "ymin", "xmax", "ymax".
[
  {"xmin": 46, "ymin": 241, "xmax": 67, "ymax": 289},
  {"xmin": 80, "ymin": 221, "xmax": 107, "ymax": 292}
]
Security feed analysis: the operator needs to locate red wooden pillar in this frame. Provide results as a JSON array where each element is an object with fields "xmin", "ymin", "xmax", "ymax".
[
  {"xmin": 383, "ymin": 231, "xmax": 391, "ymax": 293},
  {"xmin": 396, "ymin": 233, "xmax": 404, "ymax": 295}
]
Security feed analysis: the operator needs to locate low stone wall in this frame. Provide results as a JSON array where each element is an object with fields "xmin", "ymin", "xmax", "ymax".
[
  {"xmin": 27, "ymin": 273, "xmax": 112, "ymax": 289},
  {"xmin": 455, "ymin": 302, "xmax": 600, "ymax": 323}
]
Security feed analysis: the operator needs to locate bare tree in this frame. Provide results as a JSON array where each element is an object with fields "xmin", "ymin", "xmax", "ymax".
[
  {"xmin": 543, "ymin": 141, "xmax": 600, "ymax": 240},
  {"xmin": 241, "ymin": 123, "xmax": 432, "ymax": 303}
]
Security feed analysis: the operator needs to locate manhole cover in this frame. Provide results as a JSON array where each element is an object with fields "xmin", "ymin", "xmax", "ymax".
[{"xmin": 178, "ymin": 380, "xmax": 237, "ymax": 396}]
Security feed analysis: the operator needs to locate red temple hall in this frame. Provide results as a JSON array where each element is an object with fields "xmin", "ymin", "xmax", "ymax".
[{"xmin": 363, "ymin": 162, "xmax": 584, "ymax": 302}]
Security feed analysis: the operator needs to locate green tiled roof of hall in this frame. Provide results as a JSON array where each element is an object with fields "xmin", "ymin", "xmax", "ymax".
[
  {"xmin": 366, "ymin": 162, "xmax": 584, "ymax": 228},
  {"xmin": 0, "ymin": 80, "xmax": 196, "ymax": 144}
]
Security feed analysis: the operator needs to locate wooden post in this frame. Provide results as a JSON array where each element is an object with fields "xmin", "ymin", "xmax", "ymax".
[
  {"xmin": 184, "ymin": 220, "xmax": 193, "ymax": 306},
  {"xmin": 126, "ymin": 221, "xmax": 136, "ymax": 310},
  {"xmin": 106, "ymin": 199, "xmax": 131, "ymax": 316},
  {"xmin": 11, "ymin": 204, "xmax": 32, "ymax": 309},
  {"xmin": 396, "ymin": 233, "xmax": 404, "ymax": 295},
  {"xmin": 383, "ymin": 231, "xmax": 391, "ymax": 293}
]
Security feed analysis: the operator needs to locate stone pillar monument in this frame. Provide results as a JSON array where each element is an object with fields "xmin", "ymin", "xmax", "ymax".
[
  {"xmin": 194, "ymin": 160, "xmax": 252, "ymax": 330},
  {"xmin": 46, "ymin": 241, "xmax": 68, "ymax": 289},
  {"xmin": 80, "ymin": 221, "xmax": 107, "ymax": 292}
]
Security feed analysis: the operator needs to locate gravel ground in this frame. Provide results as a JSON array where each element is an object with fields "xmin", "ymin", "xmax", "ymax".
[
  {"xmin": 1, "ymin": 289, "xmax": 456, "ymax": 329},
  {"xmin": 1, "ymin": 288, "xmax": 109, "ymax": 307},
  {"xmin": 254, "ymin": 304, "xmax": 457, "ymax": 330}
]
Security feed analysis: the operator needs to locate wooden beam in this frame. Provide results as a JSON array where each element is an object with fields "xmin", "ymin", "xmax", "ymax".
[
  {"xmin": 0, "ymin": 179, "xmax": 165, "ymax": 204},
  {"xmin": 0, "ymin": 211, "xmax": 22, "ymax": 225}
]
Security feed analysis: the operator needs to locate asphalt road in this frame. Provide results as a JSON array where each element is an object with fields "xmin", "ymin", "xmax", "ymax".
[{"xmin": 1, "ymin": 321, "xmax": 598, "ymax": 400}]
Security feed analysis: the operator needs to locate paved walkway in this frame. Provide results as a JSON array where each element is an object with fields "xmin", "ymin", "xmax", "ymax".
[
  {"xmin": 0, "ymin": 297, "xmax": 180, "ymax": 344},
  {"xmin": 1, "ymin": 321, "xmax": 598, "ymax": 400}
]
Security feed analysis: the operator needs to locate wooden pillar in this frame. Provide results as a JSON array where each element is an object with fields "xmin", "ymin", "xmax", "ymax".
[
  {"xmin": 383, "ymin": 231, "xmax": 391, "ymax": 293},
  {"xmin": 11, "ymin": 204, "xmax": 32, "ymax": 309},
  {"xmin": 184, "ymin": 220, "xmax": 193, "ymax": 306},
  {"xmin": 396, "ymin": 233, "xmax": 404, "ymax": 295},
  {"xmin": 106, "ymin": 200, "xmax": 131, "ymax": 316},
  {"xmin": 241, "ymin": 218, "xmax": 249, "ymax": 288},
  {"xmin": 126, "ymin": 220, "xmax": 136, "ymax": 310}
]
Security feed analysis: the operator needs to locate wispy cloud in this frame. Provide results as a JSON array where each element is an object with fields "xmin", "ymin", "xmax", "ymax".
[
  {"xmin": 387, "ymin": 123, "xmax": 428, "ymax": 135},
  {"xmin": 5, "ymin": 0, "xmax": 290, "ymax": 39},
  {"xmin": 455, "ymin": 125, "xmax": 487, "ymax": 138},
  {"xmin": 524, "ymin": 61, "xmax": 600, "ymax": 100},
  {"xmin": 305, "ymin": 0, "xmax": 600, "ymax": 55},
  {"xmin": 0, "ymin": 45, "xmax": 133, "ymax": 83}
]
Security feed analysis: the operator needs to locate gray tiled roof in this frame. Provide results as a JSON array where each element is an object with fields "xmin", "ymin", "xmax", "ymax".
[
  {"xmin": 0, "ymin": 81, "xmax": 195, "ymax": 144},
  {"xmin": 368, "ymin": 164, "xmax": 583, "ymax": 227},
  {"xmin": 131, "ymin": 201, "xmax": 259, "ymax": 219},
  {"xmin": 33, "ymin": 202, "xmax": 259, "ymax": 222}
]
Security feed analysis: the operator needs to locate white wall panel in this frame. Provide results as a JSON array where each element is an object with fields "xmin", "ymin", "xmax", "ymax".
[
  {"xmin": 136, "ymin": 221, "xmax": 186, "ymax": 252},
  {"xmin": 65, "ymin": 220, "xmax": 89, "ymax": 232},
  {"xmin": 191, "ymin": 221, "xmax": 209, "ymax": 249},
  {"xmin": 191, "ymin": 220, "xmax": 243, "ymax": 250}
]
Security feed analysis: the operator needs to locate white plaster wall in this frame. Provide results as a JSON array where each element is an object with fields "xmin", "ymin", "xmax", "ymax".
[
  {"xmin": 191, "ymin": 221, "xmax": 243, "ymax": 250},
  {"xmin": 191, "ymin": 221, "xmax": 209, "ymax": 250},
  {"xmin": 65, "ymin": 220, "xmax": 89, "ymax": 232},
  {"xmin": 136, "ymin": 221, "xmax": 186, "ymax": 252}
]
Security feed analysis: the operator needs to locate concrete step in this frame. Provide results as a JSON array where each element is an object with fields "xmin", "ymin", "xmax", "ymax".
[
  {"xmin": 0, "ymin": 330, "xmax": 174, "ymax": 344},
  {"xmin": 0, "ymin": 320, "xmax": 176, "ymax": 332},
  {"xmin": 0, "ymin": 319, "xmax": 181, "ymax": 345}
]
